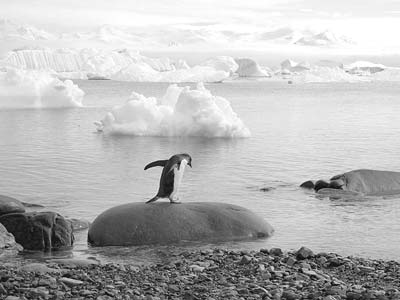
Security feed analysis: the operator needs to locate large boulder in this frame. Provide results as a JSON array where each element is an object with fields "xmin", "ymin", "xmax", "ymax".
[
  {"xmin": 0, "ymin": 194, "xmax": 25, "ymax": 216},
  {"xmin": 88, "ymin": 202, "xmax": 274, "ymax": 246},
  {"xmin": 332, "ymin": 169, "xmax": 400, "ymax": 195},
  {"xmin": 0, "ymin": 212, "xmax": 74, "ymax": 251},
  {"xmin": 301, "ymin": 169, "xmax": 400, "ymax": 196}
]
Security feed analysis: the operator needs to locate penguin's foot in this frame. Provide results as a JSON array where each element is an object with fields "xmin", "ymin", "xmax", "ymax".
[{"xmin": 169, "ymin": 196, "xmax": 181, "ymax": 204}]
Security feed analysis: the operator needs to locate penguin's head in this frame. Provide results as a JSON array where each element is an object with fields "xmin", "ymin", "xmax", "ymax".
[{"xmin": 180, "ymin": 153, "xmax": 192, "ymax": 168}]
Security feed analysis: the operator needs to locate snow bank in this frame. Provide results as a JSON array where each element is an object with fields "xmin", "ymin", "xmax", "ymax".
[
  {"xmin": 0, "ymin": 68, "xmax": 84, "ymax": 109},
  {"xmin": 96, "ymin": 83, "xmax": 250, "ymax": 138},
  {"xmin": 235, "ymin": 58, "xmax": 270, "ymax": 77}
]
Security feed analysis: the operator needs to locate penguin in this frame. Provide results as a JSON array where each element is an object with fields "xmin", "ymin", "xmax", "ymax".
[{"xmin": 144, "ymin": 153, "xmax": 192, "ymax": 204}]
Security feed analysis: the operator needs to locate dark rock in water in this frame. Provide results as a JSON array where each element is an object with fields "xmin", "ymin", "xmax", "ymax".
[
  {"xmin": 88, "ymin": 202, "xmax": 274, "ymax": 246},
  {"xmin": 314, "ymin": 180, "xmax": 330, "ymax": 191},
  {"xmin": 328, "ymin": 180, "xmax": 343, "ymax": 189},
  {"xmin": 0, "ymin": 195, "xmax": 25, "ymax": 216},
  {"xmin": 300, "ymin": 180, "xmax": 315, "ymax": 189},
  {"xmin": 0, "ymin": 223, "xmax": 22, "ymax": 252},
  {"xmin": 0, "ymin": 212, "xmax": 74, "ymax": 251},
  {"xmin": 259, "ymin": 187, "xmax": 275, "ymax": 192}
]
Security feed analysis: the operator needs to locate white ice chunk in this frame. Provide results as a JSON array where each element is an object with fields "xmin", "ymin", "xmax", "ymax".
[
  {"xmin": 0, "ymin": 68, "xmax": 84, "ymax": 109},
  {"xmin": 97, "ymin": 83, "xmax": 250, "ymax": 138},
  {"xmin": 235, "ymin": 58, "xmax": 270, "ymax": 77}
]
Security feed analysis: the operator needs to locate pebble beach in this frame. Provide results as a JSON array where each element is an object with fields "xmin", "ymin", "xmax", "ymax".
[{"xmin": 1, "ymin": 246, "xmax": 400, "ymax": 300}]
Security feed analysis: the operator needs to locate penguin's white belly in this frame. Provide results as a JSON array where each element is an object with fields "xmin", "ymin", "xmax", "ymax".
[{"xmin": 170, "ymin": 159, "xmax": 187, "ymax": 200}]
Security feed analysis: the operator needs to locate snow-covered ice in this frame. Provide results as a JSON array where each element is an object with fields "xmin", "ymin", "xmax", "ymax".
[
  {"xmin": 96, "ymin": 83, "xmax": 250, "ymax": 137},
  {"xmin": 0, "ymin": 68, "xmax": 84, "ymax": 109}
]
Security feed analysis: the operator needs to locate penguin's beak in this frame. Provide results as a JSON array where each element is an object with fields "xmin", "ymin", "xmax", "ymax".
[{"xmin": 188, "ymin": 161, "xmax": 192, "ymax": 168}]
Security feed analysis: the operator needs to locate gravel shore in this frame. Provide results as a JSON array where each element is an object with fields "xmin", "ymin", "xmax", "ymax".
[{"xmin": 1, "ymin": 246, "xmax": 400, "ymax": 300}]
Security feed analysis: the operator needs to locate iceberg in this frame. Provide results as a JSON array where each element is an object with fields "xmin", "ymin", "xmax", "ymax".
[
  {"xmin": 280, "ymin": 59, "xmax": 310, "ymax": 72},
  {"xmin": 96, "ymin": 83, "xmax": 250, "ymax": 138},
  {"xmin": 344, "ymin": 61, "xmax": 386, "ymax": 75},
  {"xmin": 1, "ymin": 48, "xmax": 230, "ymax": 83},
  {"xmin": 293, "ymin": 66, "xmax": 368, "ymax": 83},
  {"xmin": 111, "ymin": 65, "xmax": 229, "ymax": 83},
  {"xmin": 201, "ymin": 56, "xmax": 238, "ymax": 74},
  {"xmin": 0, "ymin": 68, "xmax": 84, "ymax": 109},
  {"xmin": 234, "ymin": 58, "xmax": 270, "ymax": 77}
]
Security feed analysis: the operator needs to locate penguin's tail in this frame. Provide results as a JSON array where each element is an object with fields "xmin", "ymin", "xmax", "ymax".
[{"xmin": 146, "ymin": 196, "xmax": 159, "ymax": 204}]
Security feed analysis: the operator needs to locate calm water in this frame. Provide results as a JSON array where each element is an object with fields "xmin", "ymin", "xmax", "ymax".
[{"xmin": 1, "ymin": 80, "xmax": 400, "ymax": 263}]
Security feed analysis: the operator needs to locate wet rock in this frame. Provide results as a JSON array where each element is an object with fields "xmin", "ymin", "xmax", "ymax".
[
  {"xmin": 315, "ymin": 180, "xmax": 330, "ymax": 191},
  {"xmin": 0, "ymin": 211, "xmax": 74, "ymax": 251},
  {"xmin": 0, "ymin": 195, "xmax": 25, "ymax": 216},
  {"xmin": 0, "ymin": 223, "xmax": 22, "ymax": 253},
  {"xmin": 296, "ymin": 247, "xmax": 314, "ymax": 260},
  {"xmin": 300, "ymin": 180, "xmax": 315, "ymax": 189}
]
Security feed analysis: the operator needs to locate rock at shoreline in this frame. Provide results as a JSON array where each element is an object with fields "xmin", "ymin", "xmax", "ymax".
[
  {"xmin": 301, "ymin": 169, "xmax": 400, "ymax": 196},
  {"xmin": 0, "ymin": 195, "xmax": 25, "ymax": 216},
  {"xmin": 88, "ymin": 202, "xmax": 274, "ymax": 246},
  {"xmin": 0, "ymin": 212, "xmax": 74, "ymax": 251},
  {"xmin": 0, "ymin": 223, "xmax": 22, "ymax": 253}
]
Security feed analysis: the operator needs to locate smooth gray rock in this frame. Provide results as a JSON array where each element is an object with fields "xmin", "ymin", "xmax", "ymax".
[
  {"xmin": 331, "ymin": 169, "xmax": 400, "ymax": 195},
  {"xmin": 0, "ymin": 211, "xmax": 74, "ymax": 251},
  {"xmin": 88, "ymin": 202, "xmax": 274, "ymax": 246},
  {"xmin": 0, "ymin": 195, "xmax": 25, "ymax": 216}
]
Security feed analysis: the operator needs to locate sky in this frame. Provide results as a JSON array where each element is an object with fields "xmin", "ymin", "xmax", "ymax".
[
  {"xmin": 1, "ymin": 0, "xmax": 400, "ymax": 30},
  {"xmin": 1, "ymin": 0, "xmax": 400, "ymax": 51}
]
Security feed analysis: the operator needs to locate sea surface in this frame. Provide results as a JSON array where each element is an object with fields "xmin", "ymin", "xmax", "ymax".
[{"xmin": 1, "ymin": 80, "xmax": 400, "ymax": 264}]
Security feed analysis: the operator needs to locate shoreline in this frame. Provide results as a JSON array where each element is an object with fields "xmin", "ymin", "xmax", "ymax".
[{"xmin": 1, "ymin": 246, "xmax": 399, "ymax": 299}]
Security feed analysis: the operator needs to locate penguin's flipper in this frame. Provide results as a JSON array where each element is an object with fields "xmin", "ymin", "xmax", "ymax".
[
  {"xmin": 146, "ymin": 196, "xmax": 160, "ymax": 203},
  {"xmin": 144, "ymin": 160, "xmax": 168, "ymax": 170}
]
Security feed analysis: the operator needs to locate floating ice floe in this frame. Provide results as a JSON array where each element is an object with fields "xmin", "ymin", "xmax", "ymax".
[
  {"xmin": 95, "ymin": 83, "xmax": 250, "ymax": 138},
  {"xmin": 0, "ymin": 68, "xmax": 84, "ymax": 109}
]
